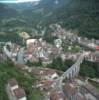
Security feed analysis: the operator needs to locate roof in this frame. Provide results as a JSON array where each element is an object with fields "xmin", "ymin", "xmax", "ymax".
[
  {"xmin": 40, "ymin": 80, "xmax": 54, "ymax": 91},
  {"xmin": 86, "ymin": 52, "xmax": 99, "ymax": 62},
  {"xmin": 8, "ymin": 79, "xmax": 18, "ymax": 87},
  {"xmin": 30, "ymin": 55, "xmax": 39, "ymax": 62},
  {"xmin": 40, "ymin": 57, "xmax": 52, "ymax": 63},
  {"xmin": 63, "ymin": 83, "xmax": 77, "ymax": 96},
  {"xmin": 43, "ymin": 68, "xmax": 57, "ymax": 76},
  {"xmin": 51, "ymin": 46, "xmax": 59, "ymax": 55},
  {"xmin": 41, "ymin": 80, "xmax": 53, "ymax": 86},
  {"xmin": 27, "ymin": 46, "xmax": 35, "ymax": 54},
  {"xmin": 50, "ymin": 90, "xmax": 66, "ymax": 100},
  {"xmin": 31, "ymin": 67, "xmax": 57, "ymax": 76},
  {"xmin": 31, "ymin": 67, "xmax": 41, "ymax": 75},
  {"xmin": 13, "ymin": 88, "xmax": 26, "ymax": 99}
]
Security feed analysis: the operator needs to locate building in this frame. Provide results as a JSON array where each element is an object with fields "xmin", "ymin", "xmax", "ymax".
[
  {"xmin": 63, "ymin": 83, "xmax": 78, "ymax": 100},
  {"xmin": 36, "ymin": 80, "xmax": 54, "ymax": 95},
  {"xmin": 86, "ymin": 52, "xmax": 99, "ymax": 62},
  {"xmin": 26, "ymin": 39, "xmax": 37, "ymax": 46},
  {"xmin": 54, "ymin": 39, "xmax": 62, "ymax": 48},
  {"xmin": 31, "ymin": 67, "xmax": 58, "ymax": 79},
  {"xmin": 62, "ymin": 79, "xmax": 99, "ymax": 100},
  {"xmin": 13, "ymin": 88, "xmax": 26, "ymax": 100},
  {"xmin": 50, "ymin": 90, "xmax": 66, "ymax": 100},
  {"xmin": 61, "ymin": 53, "xmax": 81, "ymax": 61},
  {"xmin": 40, "ymin": 57, "xmax": 52, "ymax": 65},
  {"xmin": 6, "ymin": 78, "xmax": 27, "ymax": 100}
]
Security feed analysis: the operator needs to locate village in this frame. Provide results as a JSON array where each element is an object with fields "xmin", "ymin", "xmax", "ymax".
[{"xmin": 1, "ymin": 24, "xmax": 99, "ymax": 100}]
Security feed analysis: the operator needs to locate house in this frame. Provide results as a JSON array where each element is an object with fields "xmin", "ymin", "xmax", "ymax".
[
  {"xmin": 54, "ymin": 39, "xmax": 62, "ymax": 48},
  {"xmin": 51, "ymin": 26, "xmax": 67, "ymax": 39},
  {"xmin": 42, "ymin": 68, "xmax": 59, "ymax": 79},
  {"xmin": 6, "ymin": 78, "xmax": 27, "ymax": 100},
  {"xmin": 11, "ymin": 44, "xmax": 20, "ymax": 62},
  {"xmin": 31, "ymin": 67, "xmax": 58, "ymax": 79},
  {"xmin": 3, "ymin": 45, "xmax": 12, "ymax": 58},
  {"xmin": 3, "ymin": 43, "xmax": 20, "ymax": 63},
  {"xmin": 40, "ymin": 57, "xmax": 52, "ymax": 65},
  {"xmin": 86, "ymin": 52, "xmax": 99, "ymax": 62},
  {"xmin": 30, "ymin": 55, "xmax": 39, "ymax": 63},
  {"xmin": 61, "ymin": 53, "xmax": 81, "ymax": 61},
  {"xmin": 26, "ymin": 39, "xmax": 37, "ymax": 46},
  {"xmin": 36, "ymin": 80, "xmax": 54, "ymax": 95},
  {"xmin": 24, "ymin": 52, "xmax": 39, "ymax": 63},
  {"xmin": 51, "ymin": 46, "xmax": 60, "ymax": 56},
  {"xmin": 26, "ymin": 46, "xmax": 35, "ymax": 54},
  {"xmin": 63, "ymin": 82, "xmax": 89, "ymax": 100},
  {"xmin": 50, "ymin": 90, "xmax": 66, "ymax": 100},
  {"xmin": 88, "ymin": 43, "xmax": 97, "ymax": 48},
  {"xmin": 36, "ymin": 47, "xmax": 47, "ymax": 58},
  {"xmin": 7, "ymin": 78, "xmax": 18, "ymax": 91},
  {"xmin": 13, "ymin": 88, "xmax": 26, "ymax": 100},
  {"xmin": 63, "ymin": 83, "xmax": 78, "ymax": 100}
]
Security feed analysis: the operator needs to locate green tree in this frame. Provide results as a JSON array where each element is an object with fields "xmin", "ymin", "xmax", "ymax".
[
  {"xmin": 47, "ymin": 57, "xmax": 74, "ymax": 71},
  {"xmin": 80, "ymin": 60, "xmax": 96, "ymax": 78}
]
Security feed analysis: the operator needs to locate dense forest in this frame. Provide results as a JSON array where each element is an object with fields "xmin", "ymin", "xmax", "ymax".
[{"xmin": 40, "ymin": 0, "xmax": 99, "ymax": 39}]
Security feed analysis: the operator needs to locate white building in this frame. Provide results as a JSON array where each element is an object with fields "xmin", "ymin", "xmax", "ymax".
[
  {"xmin": 26, "ymin": 39, "xmax": 37, "ymax": 46},
  {"xmin": 54, "ymin": 39, "xmax": 62, "ymax": 48}
]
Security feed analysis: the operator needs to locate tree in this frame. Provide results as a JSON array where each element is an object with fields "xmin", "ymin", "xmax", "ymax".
[
  {"xmin": 47, "ymin": 57, "xmax": 74, "ymax": 71},
  {"xmin": 93, "ymin": 63, "xmax": 99, "ymax": 77},
  {"xmin": 80, "ymin": 60, "xmax": 96, "ymax": 78},
  {"xmin": 26, "ymin": 59, "xmax": 42, "ymax": 67}
]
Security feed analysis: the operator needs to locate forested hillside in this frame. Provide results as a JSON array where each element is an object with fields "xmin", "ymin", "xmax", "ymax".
[
  {"xmin": 0, "ymin": 0, "xmax": 99, "ymax": 42},
  {"xmin": 39, "ymin": 0, "xmax": 99, "ymax": 39}
]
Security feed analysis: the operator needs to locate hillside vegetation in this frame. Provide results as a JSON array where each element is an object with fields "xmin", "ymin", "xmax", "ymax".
[
  {"xmin": 0, "ymin": 0, "xmax": 99, "ymax": 42},
  {"xmin": 39, "ymin": 0, "xmax": 99, "ymax": 39}
]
